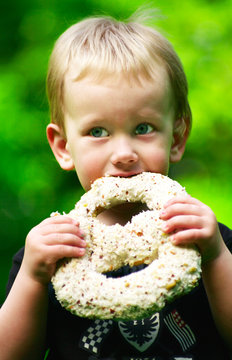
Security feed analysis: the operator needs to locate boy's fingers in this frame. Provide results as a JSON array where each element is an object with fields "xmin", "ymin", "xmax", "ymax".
[
  {"xmin": 170, "ymin": 228, "xmax": 202, "ymax": 245},
  {"xmin": 40, "ymin": 215, "xmax": 79, "ymax": 226},
  {"xmin": 45, "ymin": 233, "xmax": 86, "ymax": 247},
  {"xmin": 41, "ymin": 223, "xmax": 84, "ymax": 237},
  {"xmin": 48, "ymin": 244, "xmax": 86, "ymax": 260},
  {"xmin": 160, "ymin": 203, "xmax": 201, "ymax": 219},
  {"xmin": 162, "ymin": 215, "xmax": 202, "ymax": 233},
  {"xmin": 163, "ymin": 195, "xmax": 201, "ymax": 209}
]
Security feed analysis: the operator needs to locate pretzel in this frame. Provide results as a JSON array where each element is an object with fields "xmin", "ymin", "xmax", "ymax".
[{"xmin": 52, "ymin": 172, "xmax": 201, "ymax": 320}]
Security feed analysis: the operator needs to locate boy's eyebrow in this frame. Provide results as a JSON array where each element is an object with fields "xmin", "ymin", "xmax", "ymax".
[
  {"xmin": 137, "ymin": 108, "xmax": 162, "ymax": 119},
  {"xmin": 76, "ymin": 116, "xmax": 109, "ymax": 130},
  {"xmin": 78, "ymin": 112, "xmax": 164, "ymax": 132}
]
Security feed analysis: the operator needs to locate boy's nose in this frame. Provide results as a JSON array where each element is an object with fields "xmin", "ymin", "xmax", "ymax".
[{"xmin": 110, "ymin": 136, "xmax": 138, "ymax": 166}]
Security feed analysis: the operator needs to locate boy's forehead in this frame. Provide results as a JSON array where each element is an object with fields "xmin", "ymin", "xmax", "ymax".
[
  {"xmin": 64, "ymin": 67, "xmax": 174, "ymax": 119},
  {"xmin": 64, "ymin": 63, "xmax": 173, "ymax": 101},
  {"xmin": 65, "ymin": 58, "xmax": 168, "ymax": 83}
]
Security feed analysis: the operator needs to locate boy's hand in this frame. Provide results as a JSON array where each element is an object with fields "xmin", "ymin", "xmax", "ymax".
[
  {"xmin": 21, "ymin": 215, "xmax": 86, "ymax": 284},
  {"xmin": 160, "ymin": 195, "xmax": 225, "ymax": 264}
]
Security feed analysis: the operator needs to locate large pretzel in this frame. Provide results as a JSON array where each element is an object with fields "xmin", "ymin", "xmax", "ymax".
[{"xmin": 52, "ymin": 172, "xmax": 201, "ymax": 320}]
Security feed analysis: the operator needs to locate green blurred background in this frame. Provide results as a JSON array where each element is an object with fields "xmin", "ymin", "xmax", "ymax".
[{"xmin": 1, "ymin": 0, "xmax": 232, "ymax": 304}]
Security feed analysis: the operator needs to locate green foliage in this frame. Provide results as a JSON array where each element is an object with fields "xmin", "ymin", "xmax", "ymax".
[{"xmin": 1, "ymin": 0, "xmax": 232, "ymax": 303}]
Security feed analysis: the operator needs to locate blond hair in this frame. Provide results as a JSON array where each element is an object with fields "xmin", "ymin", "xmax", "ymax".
[{"xmin": 47, "ymin": 11, "xmax": 191, "ymax": 132}]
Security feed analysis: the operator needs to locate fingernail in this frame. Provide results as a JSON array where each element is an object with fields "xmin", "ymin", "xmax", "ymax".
[
  {"xmin": 162, "ymin": 223, "xmax": 168, "ymax": 231},
  {"xmin": 160, "ymin": 210, "xmax": 166, "ymax": 218},
  {"xmin": 79, "ymin": 248, "xmax": 86, "ymax": 256},
  {"xmin": 170, "ymin": 235, "xmax": 177, "ymax": 244},
  {"xmin": 81, "ymin": 240, "xmax": 87, "ymax": 247}
]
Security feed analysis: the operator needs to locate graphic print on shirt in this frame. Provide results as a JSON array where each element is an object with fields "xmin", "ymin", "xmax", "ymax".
[
  {"xmin": 164, "ymin": 310, "xmax": 196, "ymax": 352},
  {"xmin": 118, "ymin": 313, "xmax": 160, "ymax": 352},
  {"xmin": 79, "ymin": 310, "xmax": 196, "ymax": 357},
  {"xmin": 79, "ymin": 319, "xmax": 113, "ymax": 356}
]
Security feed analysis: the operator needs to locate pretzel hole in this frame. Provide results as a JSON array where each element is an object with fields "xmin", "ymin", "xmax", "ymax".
[
  {"xmin": 104, "ymin": 263, "xmax": 148, "ymax": 279},
  {"xmin": 96, "ymin": 201, "xmax": 150, "ymax": 225}
]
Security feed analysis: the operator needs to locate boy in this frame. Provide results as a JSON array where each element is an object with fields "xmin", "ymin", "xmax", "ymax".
[{"xmin": 1, "ymin": 11, "xmax": 232, "ymax": 360}]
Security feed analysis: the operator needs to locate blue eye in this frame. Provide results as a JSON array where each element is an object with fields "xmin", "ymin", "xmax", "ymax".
[
  {"xmin": 89, "ymin": 127, "xmax": 109, "ymax": 137},
  {"xmin": 135, "ymin": 123, "xmax": 154, "ymax": 135}
]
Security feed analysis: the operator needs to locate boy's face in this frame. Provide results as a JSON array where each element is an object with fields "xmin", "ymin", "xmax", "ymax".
[{"xmin": 48, "ymin": 68, "xmax": 188, "ymax": 191}]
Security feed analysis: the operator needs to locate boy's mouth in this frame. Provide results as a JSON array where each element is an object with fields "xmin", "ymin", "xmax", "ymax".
[{"xmin": 106, "ymin": 172, "xmax": 142, "ymax": 178}]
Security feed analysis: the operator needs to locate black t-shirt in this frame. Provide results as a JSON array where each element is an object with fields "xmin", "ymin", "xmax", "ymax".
[{"xmin": 5, "ymin": 223, "xmax": 232, "ymax": 360}]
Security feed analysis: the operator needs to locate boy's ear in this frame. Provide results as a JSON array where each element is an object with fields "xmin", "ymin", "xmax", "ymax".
[
  {"xmin": 46, "ymin": 123, "xmax": 75, "ymax": 171},
  {"xmin": 170, "ymin": 117, "xmax": 190, "ymax": 163}
]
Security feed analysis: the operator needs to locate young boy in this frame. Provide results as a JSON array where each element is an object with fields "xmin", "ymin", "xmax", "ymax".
[{"xmin": 1, "ymin": 11, "xmax": 232, "ymax": 360}]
